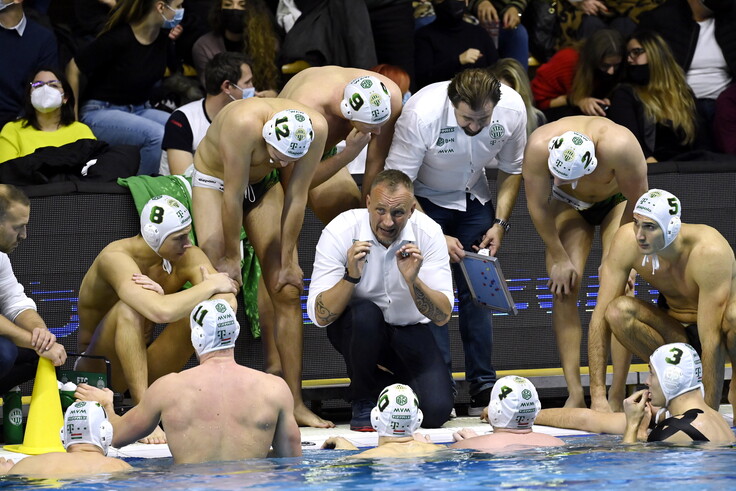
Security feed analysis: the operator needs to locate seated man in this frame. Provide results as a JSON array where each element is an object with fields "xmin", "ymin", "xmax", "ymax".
[
  {"xmin": 0, "ymin": 184, "xmax": 66, "ymax": 393},
  {"xmin": 76, "ymin": 195, "xmax": 238, "ymax": 406},
  {"xmin": 537, "ymin": 343, "xmax": 736, "ymax": 444},
  {"xmin": 451, "ymin": 376, "xmax": 564, "ymax": 451},
  {"xmin": 0, "ymin": 401, "xmax": 131, "ymax": 477},
  {"xmin": 322, "ymin": 383, "xmax": 444, "ymax": 458},
  {"xmin": 75, "ymin": 298, "xmax": 302, "ymax": 464},
  {"xmin": 587, "ymin": 189, "xmax": 735, "ymax": 410},
  {"xmin": 159, "ymin": 52, "xmax": 254, "ymax": 176},
  {"xmin": 307, "ymin": 169, "xmax": 455, "ymax": 431}
]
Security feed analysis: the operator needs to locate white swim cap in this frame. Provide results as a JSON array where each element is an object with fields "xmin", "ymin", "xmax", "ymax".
[
  {"xmin": 634, "ymin": 189, "xmax": 682, "ymax": 273},
  {"xmin": 547, "ymin": 131, "xmax": 598, "ymax": 181},
  {"xmin": 488, "ymin": 376, "xmax": 541, "ymax": 430},
  {"xmin": 340, "ymin": 75, "xmax": 392, "ymax": 124},
  {"xmin": 262, "ymin": 109, "xmax": 314, "ymax": 159},
  {"xmin": 140, "ymin": 195, "xmax": 192, "ymax": 254},
  {"xmin": 370, "ymin": 384, "xmax": 423, "ymax": 437},
  {"xmin": 650, "ymin": 342, "xmax": 704, "ymax": 406},
  {"xmin": 59, "ymin": 401, "xmax": 113, "ymax": 456},
  {"xmin": 190, "ymin": 299, "xmax": 240, "ymax": 357}
]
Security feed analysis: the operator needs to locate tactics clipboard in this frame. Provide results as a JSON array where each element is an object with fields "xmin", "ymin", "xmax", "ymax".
[{"xmin": 459, "ymin": 252, "xmax": 518, "ymax": 315}]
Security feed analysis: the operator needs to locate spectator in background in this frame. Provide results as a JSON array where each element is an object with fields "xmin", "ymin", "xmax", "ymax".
[
  {"xmin": 414, "ymin": 0, "xmax": 499, "ymax": 89},
  {"xmin": 365, "ymin": 0, "xmax": 416, "ymax": 92},
  {"xmin": 489, "ymin": 58, "xmax": 546, "ymax": 136},
  {"xmin": 639, "ymin": 0, "xmax": 736, "ymax": 154},
  {"xmin": 66, "ymin": 0, "xmax": 185, "ymax": 176},
  {"xmin": 468, "ymin": 0, "xmax": 531, "ymax": 71},
  {"xmin": 557, "ymin": 0, "xmax": 663, "ymax": 45},
  {"xmin": 537, "ymin": 29, "xmax": 624, "ymax": 122},
  {"xmin": 530, "ymin": 41, "xmax": 581, "ymax": 115},
  {"xmin": 193, "ymin": 0, "xmax": 281, "ymax": 96},
  {"xmin": 160, "ymin": 52, "xmax": 253, "ymax": 175},
  {"xmin": 0, "ymin": 68, "xmax": 95, "ymax": 164},
  {"xmin": 0, "ymin": 0, "xmax": 58, "ymax": 128},
  {"xmin": 607, "ymin": 30, "xmax": 696, "ymax": 162}
]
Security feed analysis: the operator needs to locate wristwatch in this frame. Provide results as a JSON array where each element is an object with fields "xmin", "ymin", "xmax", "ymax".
[
  {"xmin": 343, "ymin": 269, "xmax": 361, "ymax": 284},
  {"xmin": 494, "ymin": 218, "xmax": 510, "ymax": 232}
]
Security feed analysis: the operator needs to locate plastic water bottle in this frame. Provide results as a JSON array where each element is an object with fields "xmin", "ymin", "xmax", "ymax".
[{"xmin": 3, "ymin": 386, "xmax": 23, "ymax": 444}]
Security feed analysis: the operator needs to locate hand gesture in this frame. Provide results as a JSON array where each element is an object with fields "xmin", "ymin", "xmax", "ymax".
[
  {"xmin": 346, "ymin": 240, "xmax": 371, "ymax": 279},
  {"xmin": 445, "ymin": 235, "xmax": 465, "ymax": 263},
  {"xmin": 343, "ymin": 128, "xmax": 373, "ymax": 160},
  {"xmin": 215, "ymin": 257, "xmax": 243, "ymax": 286},
  {"xmin": 168, "ymin": 24, "xmax": 183, "ymax": 41},
  {"xmin": 459, "ymin": 49, "xmax": 484, "ymax": 65},
  {"xmin": 396, "ymin": 243, "xmax": 423, "ymax": 284},
  {"xmin": 474, "ymin": 225, "xmax": 505, "ymax": 257},
  {"xmin": 476, "ymin": 0, "xmax": 499, "ymax": 26},
  {"xmin": 40, "ymin": 343, "xmax": 66, "ymax": 366},
  {"xmin": 202, "ymin": 266, "xmax": 240, "ymax": 294},
  {"xmin": 578, "ymin": 97, "xmax": 610, "ymax": 116},
  {"xmin": 275, "ymin": 261, "xmax": 304, "ymax": 292},
  {"xmin": 623, "ymin": 389, "xmax": 650, "ymax": 428},
  {"xmin": 502, "ymin": 7, "xmax": 521, "ymax": 29},
  {"xmin": 132, "ymin": 273, "xmax": 164, "ymax": 295},
  {"xmin": 31, "ymin": 327, "xmax": 55, "ymax": 352},
  {"xmin": 75, "ymin": 383, "xmax": 115, "ymax": 409},
  {"xmin": 547, "ymin": 258, "xmax": 578, "ymax": 297}
]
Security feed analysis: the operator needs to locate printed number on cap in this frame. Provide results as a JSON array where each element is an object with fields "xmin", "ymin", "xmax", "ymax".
[
  {"xmin": 275, "ymin": 116, "xmax": 290, "ymax": 141},
  {"xmin": 150, "ymin": 206, "xmax": 164, "ymax": 224},
  {"xmin": 498, "ymin": 385, "xmax": 513, "ymax": 400},
  {"xmin": 349, "ymin": 93, "xmax": 364, "ymax": 111},
  {"xmin": 665, "ymin": 347, "xmax": 683, "ymax": 365},
  {"xmin": 192, "ymin": 305, "xmax": 208, "ymax": 327},
  {"xmin": 667, "ymin": 198, "xmax": 679, "ymax": 215}
]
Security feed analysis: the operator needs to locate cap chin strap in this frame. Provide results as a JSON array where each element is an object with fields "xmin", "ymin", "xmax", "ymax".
[
  {"xmin": 642, "ymin": 254, "xmax": 660, "ymax": 274},
  {"xmin": 162, "ymin": 258, "xmax": 172, "ymax": 274}
]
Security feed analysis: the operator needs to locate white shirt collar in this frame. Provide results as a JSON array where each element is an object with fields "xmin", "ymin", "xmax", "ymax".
[{"xmin": 0, "ymin": 12, "xmax": 26, "ymax": 36}]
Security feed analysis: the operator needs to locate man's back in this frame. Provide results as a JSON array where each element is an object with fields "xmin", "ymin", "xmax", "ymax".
[
  {"xmin": 6, "ymin": 452, "xmax": 130, "ymax": 478},
  {"xmin": 158, "ymin": 358, "xmax": 300, "ymax": 463}
]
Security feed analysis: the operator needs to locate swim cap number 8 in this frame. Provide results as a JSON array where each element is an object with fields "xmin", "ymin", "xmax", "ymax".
[{"xmin": 150, "ymin": 206, "xmax": 164, "ymax": 224}]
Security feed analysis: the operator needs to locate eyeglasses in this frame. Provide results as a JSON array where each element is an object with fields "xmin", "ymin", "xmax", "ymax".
[
  {"xmin": 627, "ymin": 47, "xmax": 646, "ymax": 59},
  {"xmin": 30, "ymin": 80, "xmax": 63, "ymax": 90}
]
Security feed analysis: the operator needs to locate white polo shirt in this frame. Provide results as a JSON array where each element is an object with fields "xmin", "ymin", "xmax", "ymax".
[
  {"xmin": 385, "ymin": 81, "xmax": 527, "ymax": 211},
  {"xmin": 307, "ymin": 209, "xmax": 454, "ymax": 327},
  {"xmin": 0, "ymin": 253, "xmax": 36, "ymax": 321}
]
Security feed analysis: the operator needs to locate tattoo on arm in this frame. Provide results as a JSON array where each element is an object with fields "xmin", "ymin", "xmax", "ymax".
[
  {"xmin": 315, "ymin": 293, "xmax": 339, "ymax": 325},
  {"xmin": 413, "ymin": 285, "xmax": 447, "ymax": 323}
]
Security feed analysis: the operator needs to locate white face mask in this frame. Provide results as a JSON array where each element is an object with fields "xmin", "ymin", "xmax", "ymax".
[
  {"xmin": 228, "ymin": 83, "xmax": 255, "ymax": 101},
  {"xmin": 31, "ymin": 85, "xmax": 64, "ymax": 113}
]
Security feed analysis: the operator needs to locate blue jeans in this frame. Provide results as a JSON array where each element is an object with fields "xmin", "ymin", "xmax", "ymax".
[
  {"xmin": 417, "ymin": 195, "xmax": 496, "ymax": 397},
  {"xmin": 498, "ymin": 25, "xmax": 529, "ymax": 72},
  {"xmin": 80, "ymin": 99, "xmax": 169, "ymax": 175},
  {"xmin": 326, "ymin": 298, "xmax": 454, "ymax": 428}
]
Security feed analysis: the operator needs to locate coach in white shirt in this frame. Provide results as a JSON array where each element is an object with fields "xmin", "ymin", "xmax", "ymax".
[
  {"xmin": 384, "ymin": 68, "xmax": 527, "ymax": 416},
  {"xmin": 307, "ymin": 170, "xmax": 455, "ymax": 431}
]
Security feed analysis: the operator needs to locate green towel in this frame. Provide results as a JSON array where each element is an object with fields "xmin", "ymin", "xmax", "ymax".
[{"xmin": 118, "ymin": 175, "xmax": 262, "ymax": 338}]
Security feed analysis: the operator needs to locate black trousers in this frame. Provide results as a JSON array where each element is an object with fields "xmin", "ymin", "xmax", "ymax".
[
  {"xmin": 326, "ymin": 298, "xmax": 453, "ymax": 427},
  {"xmin": 0, "ymin": 336, "xmax": 39, "ymax": 394}
]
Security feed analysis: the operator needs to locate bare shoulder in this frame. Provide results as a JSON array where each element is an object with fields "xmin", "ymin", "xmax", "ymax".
[{"xmin": 686, "ymin": 224, "xmax": 734, "ymax": 260}]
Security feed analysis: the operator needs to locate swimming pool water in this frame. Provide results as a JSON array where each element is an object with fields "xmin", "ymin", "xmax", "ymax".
[{"xmin": 2, "ymin": 435, "xmax": 735, "ymax": 490}]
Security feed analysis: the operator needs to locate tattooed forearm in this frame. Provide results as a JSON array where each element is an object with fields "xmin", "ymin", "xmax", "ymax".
[
  {"xmin": 315, "ymin": 293, "xmax": 339, "ymax": 325},
  {"xmin": 413, "ymin": 284, "xmax": 448, "ymax": 324}
]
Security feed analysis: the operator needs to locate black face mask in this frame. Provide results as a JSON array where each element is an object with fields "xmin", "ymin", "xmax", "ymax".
[
  {"xmin": 626, "ymin": 64, "xmax": 650, "ymax": 86},
  {"xmin": 434, "ymin": 0, "xmax": 466, "ymax": 22},
  {"xmin": 221, "ymin": 9, "xmax": 246, "ymax": 33},
  {"xmin": 597, "ymin": 70, "xmax": 618, "ymax": 83}
]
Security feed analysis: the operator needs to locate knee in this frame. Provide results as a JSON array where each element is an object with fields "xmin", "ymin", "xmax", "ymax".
[
  {"xmin": 418, "ymin": 393, "xmax": 453, "ymax": 428},
  {"xmin": 604, "ymin": 296, "xmax": 637, "ymax": 332},
  {"xmin": 0, "ymin": 337, "xmax": 19, "ymax": 376},
  {"xmin": 345, "ymin": 298, "xmax": 384, "ymax": 331}
]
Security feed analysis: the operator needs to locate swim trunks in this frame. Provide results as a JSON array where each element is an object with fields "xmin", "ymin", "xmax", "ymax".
[
  {"xmin": 551, "ymin": 187, "xmax": 626, "ymax": 226},
  {"xmin": 322, "ymin": 146, "xmax": 338, "ymax": 161},
  {"xmin": 656, "ymin": 294, "xmax": 703, "ymax": 355},
  {"xmin": 648, "ymin": 408, "xmax": 709, "ymax": 442},
  {"xmin": 192, "ymin": 168, "xmax": 280, "ymax": 212}
]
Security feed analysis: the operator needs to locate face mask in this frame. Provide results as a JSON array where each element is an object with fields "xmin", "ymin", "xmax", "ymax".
[
  {"xmin": 221, "ymin": 8, "xmax": 246, "ymax": 33},
  {"xmin": 161, "ymin": 5, "xmax": 184, "ymax": 29},
  {"xmin": 434, "ymin": 0, "xmax": 466, "ymax": 21},
  {"xmin": 402, "ymin": 91, "xmax": 412, "ymax": 105},
  {"xmin": 627, "ymin": 64, "xmax": 650, "ymax": 86},
  {"xmin": 31, "ymin": 85, "xmax": 63, "ymax": 113},
  {"xmin": 228, "ymin": 83, "xmax": 255, "ymax": 101}
]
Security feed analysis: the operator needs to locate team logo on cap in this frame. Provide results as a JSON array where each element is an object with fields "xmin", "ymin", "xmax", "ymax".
[
  {"xmin": 522, "ymin": 389, "xmax": 532, "ymax": 400},
  {"xmin": 360, "ymin": 78, "xmax": 373, "ymax": 89},
  {"xmin": 216, "ymin": 303, "xmax": 227, "ymax": 313},
  {"xmin": 294, "ymin": 113, "xmax": 305, "ymax": 122},
  {"xmin": 396, "ymin": 394, "xmax": 408, "ymax": 405},
  {"xmin": 563, "ymin": 148, "xmax": 576, "ymax": 161},
  {"xmin": 572, "ymin": 135, "xmax": 584, "ymax": 145}
]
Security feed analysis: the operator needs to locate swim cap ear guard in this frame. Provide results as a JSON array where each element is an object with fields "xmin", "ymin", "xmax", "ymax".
[
  {"xmin": 190, "ymin": 299, "xmax": 240, "ymax": 357},
  {"xmin": 262, "ymin": 109, "xmax": 314, "ymax": 159},
  {"xmin": 340, "ymin": 76, "xmax": 392, "ymax": 124},
  {"xmin": 650, "ymin": 342, "xmax": 704, "ymax": 407},
  {"xmin": 370, "ymin": 383, "xmax": 423, "ymax": 437},
  {"xmin": 488, "ymin": 376, "xmax": 541, "ymax": 430},
  {"xmin": 633, "ymin": 189, "xmax": 682, "ymax": 273},
  {"xmin": 547, "ymin": 131, "xmax": 598, "ymax": 182},
  {"xmin": 59, "ymin": 401, "xmax": 114, "ymax": 456}
]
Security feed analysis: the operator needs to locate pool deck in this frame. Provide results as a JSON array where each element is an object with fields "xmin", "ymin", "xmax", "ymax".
[{"xmin": 1, "ymin": 405, "xmax": 732, "ymax": 461}]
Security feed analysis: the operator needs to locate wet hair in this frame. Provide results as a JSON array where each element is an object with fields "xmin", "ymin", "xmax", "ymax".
[
  {"xmin": 208, "ymin": 0, "xmax": 281, "ymax": 91},
  {"xmin": 569, "ymin": 29, "xmax": 624, "ymax": 105},
  {"xmin": 628, "ymin": 30, "xmax": 696, "ymax": 145},
  {"xmin": 448, "ymin": 68, "xmax": 501, "ymax": 111},
  {"xmin": 488, "ymin": 58, "xmax": 544, "ymax": 136},
  {"xmin": 0, "ymin": 185, "xmax": 29, "ymax": 222},
  {"xmin": 22, "ymin": 67, "xmax": 77, "ymax": 131},
  {"xmin": 204, "ymin": 52, "xmax": 252, "ymax": 95},
  {"xmin": 370, "ymin": 170, "xmax": 414, "ymax": 194},
  {"xmin": 101, "ymin": 0, "xmax": 171, "ymax": 35},
  {"xmin": 371, "ymin": 64, "xmax": 411, "ymax": 95}
]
